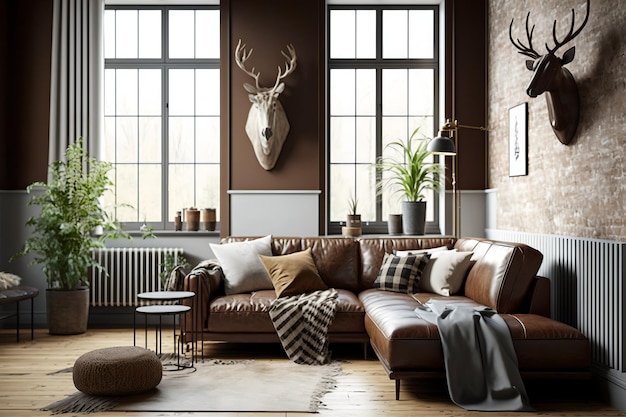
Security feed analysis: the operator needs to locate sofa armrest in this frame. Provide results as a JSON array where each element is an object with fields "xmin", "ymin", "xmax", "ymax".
[
  {"xmin": 527, "ymin": 276, "xmax": 551, "ymax": 317},
  {"xmin": 182, "ymin": 260, "xmax": 224, "ymax": 336}
]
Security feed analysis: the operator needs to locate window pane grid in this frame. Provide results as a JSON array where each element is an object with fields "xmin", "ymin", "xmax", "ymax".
[
  {"xmin": 105, "ymin": 5, "xmax": 219, "ymax": 230},
  {"xmin": 328, "ymin": 5, "xmax": 439, "ymax": 234}
]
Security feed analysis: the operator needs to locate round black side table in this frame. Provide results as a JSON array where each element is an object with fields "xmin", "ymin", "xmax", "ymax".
[{"xmin": 134, "ymin": 291, "xmax": 195, "ymax": 370}]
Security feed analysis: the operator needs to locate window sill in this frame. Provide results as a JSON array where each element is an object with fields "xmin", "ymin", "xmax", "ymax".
[{"xmin": 127, "ymin": 230, "xmax": 221, "ymax": 238}]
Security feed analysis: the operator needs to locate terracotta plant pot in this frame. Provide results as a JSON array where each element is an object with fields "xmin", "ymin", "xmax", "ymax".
[
  {"xmin": 201, "ymin": 208, "xmax": 217, "ymax": 231},
  {"xmin": 186, "ymin": 209, "xmax": 200, "ymax": 231}
]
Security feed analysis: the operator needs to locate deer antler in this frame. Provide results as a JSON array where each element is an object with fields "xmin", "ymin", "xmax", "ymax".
[
  {"xmin": 509, "ymin": 11, "xmax": 541, "ymax": 59},
  {"xmin": 272, "ymin": 44, "xmax": 297, "ymax": 90},
  {"xmin": 546, "ymin": 0, "xmax": 590, "ymax": 54},
  {"xmin": 234, "ymin": 39, "xmax": 261, "ymax": 90}
]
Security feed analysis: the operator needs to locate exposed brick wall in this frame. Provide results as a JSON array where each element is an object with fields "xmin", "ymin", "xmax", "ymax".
[{"xmin": 487, "ymin": 0, "xmax": 625, "ymax": 241}]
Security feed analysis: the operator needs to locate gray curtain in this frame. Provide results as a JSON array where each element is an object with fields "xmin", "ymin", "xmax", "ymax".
[{"xmin": 49, "ymin": 0, "xmax": 105, "ymax": 164}]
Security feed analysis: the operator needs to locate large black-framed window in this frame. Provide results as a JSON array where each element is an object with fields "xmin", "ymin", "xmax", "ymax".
[
  {"xmin": 328, "ymin": 5, "xmax": 440, "ymax": 235},
  {"xmin": 103, "ymin": 5, "xmax": 220, "ymax": 231}
]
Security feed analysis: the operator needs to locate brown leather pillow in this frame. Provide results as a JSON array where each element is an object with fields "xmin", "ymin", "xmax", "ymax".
[{"xmin": 259, "ymin": 248, "xmax": 328, "ymax": 298}]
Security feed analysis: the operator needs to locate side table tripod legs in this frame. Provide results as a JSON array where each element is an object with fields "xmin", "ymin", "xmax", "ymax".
[{"xmin": 134, "ymin": 304, "xmax": 194, "ymax": 371}]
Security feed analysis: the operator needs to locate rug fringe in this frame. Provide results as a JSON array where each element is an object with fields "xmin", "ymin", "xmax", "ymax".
[
  {"xmin": 41, "ymin": 392, "xmax": 119, "ymax": 414},
  {"xmin": 308, "ymin": 362, "xmax": 343, "ymax": 412}
]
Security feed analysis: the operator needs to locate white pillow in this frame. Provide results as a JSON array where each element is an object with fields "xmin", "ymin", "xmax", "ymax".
[
  {"xmin": 394, "ymin": 246, "xmax": 452, "ymax": 257},
  {"xmin": 419, "ymin": 251, "xmax": 473, "ymax": 296},
  {"xmin": 209, "ymin": 235, "xmax": 273, "ymax": 295}
]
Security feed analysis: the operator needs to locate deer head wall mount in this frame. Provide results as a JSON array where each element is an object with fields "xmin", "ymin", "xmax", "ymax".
[
  {"xmin": 235, "ymin": 39, "xmax": 297, "ymax": 170},
  {"xmin": 509, "ymin": 0, "xmax": 590, "ymax": 145}
]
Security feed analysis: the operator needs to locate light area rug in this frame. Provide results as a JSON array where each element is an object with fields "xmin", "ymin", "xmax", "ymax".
[{"xmin": 43, "ymin": 359, "xmax": 342, "ymax": 414}]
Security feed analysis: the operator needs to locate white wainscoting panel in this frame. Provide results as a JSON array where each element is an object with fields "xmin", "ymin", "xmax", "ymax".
[
  {"xmin": 487, "ymin": 229, "xmax": 625, "ymax": 372},
  {"xmin": 229, "ymin": 190, "xmax": 321, "ymax": 237}
]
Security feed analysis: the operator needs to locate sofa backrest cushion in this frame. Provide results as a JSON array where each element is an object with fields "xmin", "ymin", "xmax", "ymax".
[
  {"xmin": 222, "ymin": 236, "xmax": 303, "ymax": 256},
  {"xmin": 301, "ymin": 237, "xmax": 361, "ymax": 292},
  {"xmin": 224, "ymin": 237, "xmax": 361, "ymax": 292},
  {"xmin": 455, "ymin": 238, "xmax": 543, "ymax": 313},
  {"xmin": 359, "ymin": 237, "xmax": 456, "ymax": 290}
]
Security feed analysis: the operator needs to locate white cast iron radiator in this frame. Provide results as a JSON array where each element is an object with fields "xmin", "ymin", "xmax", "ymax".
[
  {"xmin": 487, "ymin": 229, "xmax": 625, "ymax": 372},
  {"xmin": 90, "ymin": 247, "xmax": 185, "ymax": 307}
]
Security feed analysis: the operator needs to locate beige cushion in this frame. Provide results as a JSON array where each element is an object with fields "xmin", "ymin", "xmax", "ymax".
[
  {"xmin": 419, "ymin": 251, "xmax": 473, "ymax": 296},
  {"xmin": 210, "ymin": 235, "xmax": 273, "ymax": 295},
  {"xmin": 73, "ymin": 346, "xmax": 162, "ymax": 396},
  {"xmin": 259, "ymin": 248, "xmax": 328, "ymax": 298}
]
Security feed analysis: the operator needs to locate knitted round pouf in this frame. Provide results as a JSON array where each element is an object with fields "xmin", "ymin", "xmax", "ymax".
[{"xmin": 73, "ymin": 346, "xmax": 162, "ymax": 396}]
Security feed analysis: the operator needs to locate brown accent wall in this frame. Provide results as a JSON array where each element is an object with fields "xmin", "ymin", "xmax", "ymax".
[
  {"xmin": 0, "ymin": 0, "xmax": 52, "ymax": 190},
  {"xmin": 488, "ymin": 0, "xmax": 625, "ymax": 241},
  {"xmin": 0, "ymin": 2, "xmax": 7, "ymax": 175},
  {"xmin": 446, "ymin": 0, "xmax": 488, "ymax": 191},
  {"xmin": 221, "ymin": 0, "xmax": 326, "ymax": 236}
]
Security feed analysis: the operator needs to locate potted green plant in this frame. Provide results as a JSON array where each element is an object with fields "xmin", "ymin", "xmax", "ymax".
[
  {"xmin": 159, "ymin": 253, "xmax": 191, "ymax": 291},
  {"xmin": 376, "ymin": 128, "xmax": 442, "ymax": 235},
  {"xmin": 346, "ymin": 195, "xmax": 361, "ymax": 228},
  {"xmin": 343, "ymin": 195, "xmax": 362, "ymax": 237},
  {"xmin": 13, "ymin": 138, "xmax": 131, "ymax": 335}
]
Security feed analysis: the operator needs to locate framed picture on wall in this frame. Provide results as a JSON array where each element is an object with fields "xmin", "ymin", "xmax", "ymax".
[{"xmin": 509, "ymin": 102, "xmax": 528, "ymax": 177}]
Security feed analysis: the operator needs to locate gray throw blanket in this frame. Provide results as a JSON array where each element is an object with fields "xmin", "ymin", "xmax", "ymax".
[
  {"xmin": 415, "ymin": 300, "xmax": 533, "ymax": 411},
  {"xmin": 269, "ymin": 288, "xmax": 338, "ymax": 365}
]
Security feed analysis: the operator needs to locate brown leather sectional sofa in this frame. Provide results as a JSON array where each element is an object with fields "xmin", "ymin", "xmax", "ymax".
[{"xmin": 184, "ymin": 236, "xmax": 590, "ymax": 398}]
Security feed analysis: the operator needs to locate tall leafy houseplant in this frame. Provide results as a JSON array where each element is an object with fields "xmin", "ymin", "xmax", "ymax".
[
  {"xmin": 376, "ymin": 128, "xmax": 442, "ymax": 235},
  {"xmin": 16, "ymin": 138, "xmax": 129, "ymax": 334}
]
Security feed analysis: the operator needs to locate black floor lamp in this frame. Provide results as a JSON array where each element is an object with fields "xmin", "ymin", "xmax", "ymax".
[{"xmin": 428, "ymin": 119, "xmax": 489, "ymax": 237}]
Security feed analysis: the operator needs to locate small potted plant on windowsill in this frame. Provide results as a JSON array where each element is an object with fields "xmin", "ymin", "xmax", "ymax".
[
  {"xmin": 376, "ymin": 128, "xmax": 442, "ymax": 235},
  {"xmin": 343, "ymin": 195, "xmax": 362, "ymax": 237}
]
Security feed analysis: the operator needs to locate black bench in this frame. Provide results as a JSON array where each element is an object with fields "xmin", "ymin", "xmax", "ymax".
[{"xmin": 0, "ymin": 286, "xmax": 39, "ymax": 342}]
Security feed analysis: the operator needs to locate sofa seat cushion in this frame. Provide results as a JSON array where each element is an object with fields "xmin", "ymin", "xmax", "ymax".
[
  {"xmin": 360, "ymin": 289, "xmax": 590, "ymax": 373},
  {"xmin": 208, "ymin": 289, "xmax": 365, "ymax": 334},
  {"xmin": 360, "ymin": 288, "xmax": 457, "ymax": 371},
  {"xmin": 330, "ymin": 289, "xmax": 366, "ymax": 333},
  {"xmin": 208, "ymin": 290, "xmax": 277, "ymax": 333},
  {"xmin": 502, "ymin": 314, "xmax": 591, "ymax": 371}
]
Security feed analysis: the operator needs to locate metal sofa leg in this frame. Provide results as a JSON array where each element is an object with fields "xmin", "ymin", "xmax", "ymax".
[
  {"xmin": 16, "ymin": 300, "xmax": 20, "ymax": 343},
  {"xmin": 30, "ymin": 297, "xmax": 34, "ymax": 340},
  {"xmin": 395, "ymin": 379, "xmax": 400, "ymax": 400}
]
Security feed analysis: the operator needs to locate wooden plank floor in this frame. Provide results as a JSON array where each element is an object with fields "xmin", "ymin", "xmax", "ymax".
[{"xmin": 0, "ymin": 328, "xmax": 623, "ymax": 417}]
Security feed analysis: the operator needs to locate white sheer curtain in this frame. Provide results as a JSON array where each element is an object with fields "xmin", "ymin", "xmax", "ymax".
[{"xmin": 49, "ymin": 0, "xmax": 105, "ymax": 164}]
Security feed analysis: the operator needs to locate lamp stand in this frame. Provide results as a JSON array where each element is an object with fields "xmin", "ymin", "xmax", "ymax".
[
  {"xmin": 450, "ymin": 127, "xmax": 459, "ymax": 238},
  {"xmin": 428, "ymin": 119, "xmax": 488, "ymax": 238}
]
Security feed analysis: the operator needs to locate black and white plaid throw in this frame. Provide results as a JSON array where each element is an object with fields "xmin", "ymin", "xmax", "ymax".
[{"xmin": 269, "ymin": 288, "xmax": 339, "ymax": 365}]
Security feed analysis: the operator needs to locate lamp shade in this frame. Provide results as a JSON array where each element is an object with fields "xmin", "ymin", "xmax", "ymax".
[{"xmin": 427, "ymin": 134, "xmax": 456, "ymax": 155}]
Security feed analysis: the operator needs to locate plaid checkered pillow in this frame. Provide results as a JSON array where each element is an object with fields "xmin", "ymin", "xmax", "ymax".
[{"xmin": 373, "ymin": 253, "xmax": 431, "ymax": 294}]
